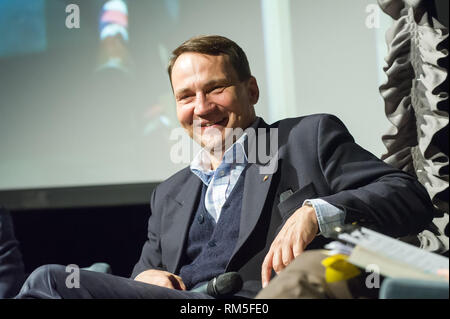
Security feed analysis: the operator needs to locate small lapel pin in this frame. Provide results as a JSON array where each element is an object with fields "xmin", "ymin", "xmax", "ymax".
[{"xmin": 263, "ymin": 175, "xmax": 269, "ymax": 182}]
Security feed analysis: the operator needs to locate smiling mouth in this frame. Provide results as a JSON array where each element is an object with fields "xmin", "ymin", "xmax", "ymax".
[{"xmin": 201, "ymin": 118, "xmax": 228, "ymax": 128}]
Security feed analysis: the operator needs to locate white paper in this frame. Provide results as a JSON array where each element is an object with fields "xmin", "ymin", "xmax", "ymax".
[{"xmin": 338, "ymin": 227, "xmax": 449, "ymax": 274}]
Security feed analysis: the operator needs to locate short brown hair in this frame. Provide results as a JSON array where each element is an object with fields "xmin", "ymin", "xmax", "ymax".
[{"xmin": 167, "ymin": 35, "xmax": 252, "ymax": 84}]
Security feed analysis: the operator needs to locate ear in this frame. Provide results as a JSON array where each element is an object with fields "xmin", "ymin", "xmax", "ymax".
[{"xmin": 247, "ymin": 76, "xmax": 259, "ymax": 105}]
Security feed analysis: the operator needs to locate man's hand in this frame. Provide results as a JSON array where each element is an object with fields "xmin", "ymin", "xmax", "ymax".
[
  {"xmin": 261, "ymin": 205, "xmax": 319, "ymax": 288},
  {"xmin": 134, "ymin": 269, "xmax": 187, "ymax": 290}
]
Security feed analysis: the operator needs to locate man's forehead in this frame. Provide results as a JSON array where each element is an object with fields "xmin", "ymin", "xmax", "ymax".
[
  {"xmin": 173, "ymin": 52, "xmax": 229, "ymax": 72},
  {"xmin": 171, "ymin": 52, "xmax": 237, "ymax": 89}
]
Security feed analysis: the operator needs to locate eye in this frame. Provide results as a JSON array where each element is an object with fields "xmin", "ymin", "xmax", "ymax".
[
  {"xmin": 178, "ymin": 94, "xmax": 194, "ymax": 102},
  {"xmin": 209, "ymin": 86, "xmax": 226, "ymax": 94}
]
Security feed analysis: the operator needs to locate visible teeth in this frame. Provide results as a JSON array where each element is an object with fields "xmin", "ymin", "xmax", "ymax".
[{"xmin": 203, "ymin": 119, "xmax": 224, "ymax": 127}]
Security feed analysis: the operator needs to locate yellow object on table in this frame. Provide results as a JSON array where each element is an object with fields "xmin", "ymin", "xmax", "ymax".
[{"xmin": 321, "ymin": 254, "xmax": 361, "ymax": 283}]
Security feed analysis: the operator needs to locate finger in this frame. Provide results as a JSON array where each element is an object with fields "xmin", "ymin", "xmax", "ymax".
[
  {"xmin": 272, "ymin": 248, "xmax": 285, "ymax": 274},
  {"xmin": 168, "ymin": 275, "xmax": 185, "ymax": 290},
  {"xmin": 174, "ymin": 275, "xmax": 187, "ymax": 291},
  {"xmin": 261, "ymin": 250, "xmax": 274, "ymax": 288},
  {"xmin": 292, "ymin": 232, "xmax": 305, "ymax": 258},
  {"xmin": 158, "ymin": 277, "xmax": 176, "ymax": 289},
  {"xmin": 281, "ymin": 225, "xmax": 296, "ymax": 265},
  {"xmin": 281, "ymin": 240, "xmax": 295, "ymax": 268}
]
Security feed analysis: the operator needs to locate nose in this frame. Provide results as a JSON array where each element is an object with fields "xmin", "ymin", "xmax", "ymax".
[{"xmin": 194, "ymin": 92, "xmax": 215, "ymax": 116}]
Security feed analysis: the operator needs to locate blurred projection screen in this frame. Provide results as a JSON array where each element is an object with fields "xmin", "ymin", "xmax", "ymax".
[{"xmin": 0, "ymin": 0, "xmax": 390, "ymax": 193}]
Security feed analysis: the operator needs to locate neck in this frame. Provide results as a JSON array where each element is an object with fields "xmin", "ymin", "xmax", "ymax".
[
  {"xmin": 206, "ymin": 149, "xmax": 224, "ymax": 171},
  {"xmin": 203, "ymin": 115, "xmax": 258, "ymax": 170},
  {"xmin": 209, "ymin": 156, "xmax": 221, "ymax": 171}
]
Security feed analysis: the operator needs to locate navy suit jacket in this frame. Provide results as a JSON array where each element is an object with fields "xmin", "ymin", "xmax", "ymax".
[{"xmin": 131, "ymin": 114, "xmax": 434, "ymax": 297}]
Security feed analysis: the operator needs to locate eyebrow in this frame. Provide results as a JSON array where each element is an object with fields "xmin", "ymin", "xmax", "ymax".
[
  {"xmin": 174, "ymin": 88, "xmax": 193, "ymax": 99},
  {"xmin": 175, "ymin": 79, "xmax": 232, "ymax": 98}
]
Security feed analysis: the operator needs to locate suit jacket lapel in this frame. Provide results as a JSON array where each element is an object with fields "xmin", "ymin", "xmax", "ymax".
[
  {"xmin": 231, "ymin": 118, "xmax": 277, "ymax": 259},
  {"xmin": 234, "ymin": 163, "xmax": 274, "ymax": 255},
  {"xmin": 166, "ymin": 175, "xmax": 202, "ymax": 273}
]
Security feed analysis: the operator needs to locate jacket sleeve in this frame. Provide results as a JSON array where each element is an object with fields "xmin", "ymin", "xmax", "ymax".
[
  {"xmin": 130, "ymin": 189, "xmax": 165, "ymax": 279},
  {"xmin": 315, "ymin": 114, "xmax": 434, "ymax": 237}
]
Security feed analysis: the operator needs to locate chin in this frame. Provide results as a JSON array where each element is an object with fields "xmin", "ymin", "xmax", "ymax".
[{"xmin": 203, "ymin": 139, "xmax": 225, "ymax": 151}]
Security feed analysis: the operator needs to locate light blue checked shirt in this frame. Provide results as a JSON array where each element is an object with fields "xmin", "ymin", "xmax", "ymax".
[
  {"xmin": 190, "ymin": 131, "xmax": 249, "ymax": 224},
  {"xmin": 190, "ymin": 119, "xmax": 345, "ymax": 237}
]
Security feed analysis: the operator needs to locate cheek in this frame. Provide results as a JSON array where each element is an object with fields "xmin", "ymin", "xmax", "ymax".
[
  {"xmin": 215, "ymin": 94, "xmax": 233, "ymax": 105},
  {"xmin": 217, "ymin": 90, "xmax": 249, "ymax": 115},
  {"xmin": 176, "ymin": 104, "xmax": 194, "ymax": 126},
  {"xmin": 212, "ymin": 92, "xmax": 237, "ymax": 111}
]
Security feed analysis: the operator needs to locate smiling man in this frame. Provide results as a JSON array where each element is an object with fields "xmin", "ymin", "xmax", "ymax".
[
  {"xmin": 15, "ymin": 35, "xmax": 434, "ymax": 299},
  {"xmin": 171, "ymin": 44, "xmax": 259, "ymax": 169}
]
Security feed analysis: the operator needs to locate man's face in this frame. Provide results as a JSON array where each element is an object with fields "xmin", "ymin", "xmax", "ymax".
[{"xmin": 171, "ymin": 52, "xmax": 259, "ymax": 151}]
